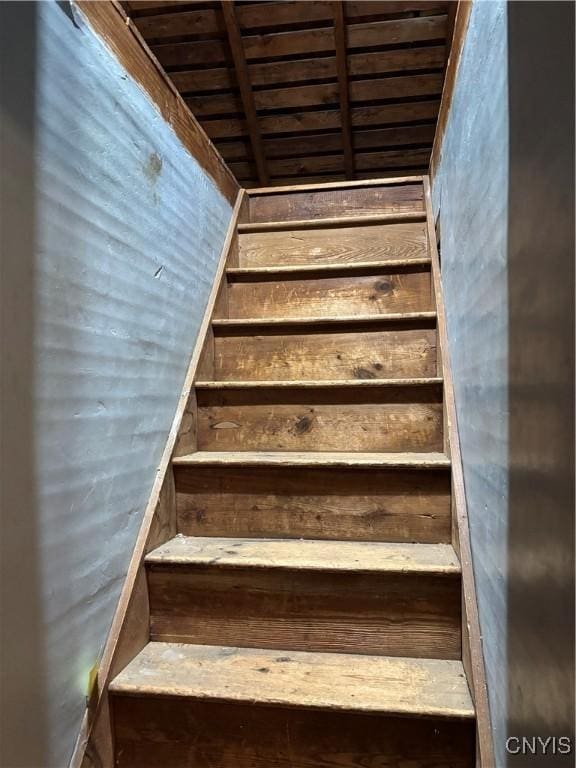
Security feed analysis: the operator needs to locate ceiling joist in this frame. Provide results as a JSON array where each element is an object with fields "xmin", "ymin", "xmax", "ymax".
[
  {"xmin": 124, "ymin": 0, "xmax": 456, "ymax": 188},
  {"xmin": 220, "ymin": 0, "xmax": 269, "ymax": 186}
]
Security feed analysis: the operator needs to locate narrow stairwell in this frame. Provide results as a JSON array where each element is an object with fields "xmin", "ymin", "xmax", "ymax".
[{"xmin": 108, "ymin": 178, "xmax": 477, "ymax": 767}]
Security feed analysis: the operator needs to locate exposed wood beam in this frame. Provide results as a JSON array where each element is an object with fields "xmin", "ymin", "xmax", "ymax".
[
  {"xmin": 220, "ymin": 0, "xmax": 269, "ymax": 186},
  {"xmin": 444, "ymin": 0, "xmax": 458, "ymax": 67},
  {"xmin": 333, "ymin": 1, "xmax": 355, "ymax": 180}
]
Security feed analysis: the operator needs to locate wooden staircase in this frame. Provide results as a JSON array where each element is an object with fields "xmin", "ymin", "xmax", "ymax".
[{"xmin": 92, "ymin": 178, "xmax": 488, "ymax": 767}]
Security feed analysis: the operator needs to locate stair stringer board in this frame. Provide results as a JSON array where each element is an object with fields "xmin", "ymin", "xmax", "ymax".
[
  {"xmin": 423, "ymin": 176, "xmax": 495, "ymax": 767},
  {"xmin": 69, "ymin": 190, "xmax": 247, "ymax": 768}
]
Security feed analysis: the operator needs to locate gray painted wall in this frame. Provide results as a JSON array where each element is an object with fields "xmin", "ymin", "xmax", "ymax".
[
  {"xmin": 432, "ymin": 2, "xmax": 574, "ymax": 765},
  {"xmin": 0, "ymin": 3, "xmax": 232, "ymax": 766},
  {"xmin": 432, "ymin": 3, "xmax": 509, "ymax": 760}
]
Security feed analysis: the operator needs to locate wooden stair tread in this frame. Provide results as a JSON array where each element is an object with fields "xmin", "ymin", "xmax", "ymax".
[
  {"xmin": 238, "ymin": 211, "xmax": 426, "ymax": 233},
  {"xmin": 146, "ymin": 536, "xmax": 460, "ymax": 575},
  {"xmin": 110, "ymin": 642, "xmax": 474, "ymax": 720},
  {"xmin": 195, "ymin": 377, "xmax": 443, "ymax": 390},
  {"xmin": 173, "ymin": 451, "xmax": 450, "ymax": 469},
  {"xmin": 212, "ymin": 311, "xmax": 436, "ymax": 330},
  {"xmin": 226, "ymin": 257, "xmax": 431, "ymax": 280}
]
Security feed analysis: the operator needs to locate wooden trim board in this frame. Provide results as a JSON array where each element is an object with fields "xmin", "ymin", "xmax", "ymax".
[
  {"xmin": 429, "ymin": 0, "xmax": 473, "ymax": 181},
  {"xmin": 423, "ymin": 176, "xmax": 494, "ymax": 767},
  {"xmin": 247, "ymin": 175, "xmax": 424, "ymax": 196},
  {"xmin": 69, "ymin": 190, "xmax": 246, "ymax": 768},
  {"xmin": 74, "ymin": 0, "xmax": 239, "ymax": 203}
]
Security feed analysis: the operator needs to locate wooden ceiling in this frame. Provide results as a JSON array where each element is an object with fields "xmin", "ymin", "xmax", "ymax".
[{"xmin": 124, "ymin": 1, "xmax": 455, "ymax": 188}]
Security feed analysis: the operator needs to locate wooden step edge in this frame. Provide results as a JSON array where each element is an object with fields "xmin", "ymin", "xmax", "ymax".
[
  {"xmin": 194, "ymin": 377, "xmax": 443, "ymax": 390},
  {"xmin": 145, "ymin": 536, "xmax": 461, "ymax": 576},
  {"xmin": 172, "ymin": 451, "xmax": 451, "ymax": 469},
  {"xmin": 226, "ymin": 257, "xmax": 432, "ymax": 282},
  {"xmin": 212, "ymin": 311, "xmax": 437, "ymax": 331},
  {"xmin": 238, "ymin": 211, "xmax": 426, "ymax": 233},
  {"xmin": 246, "ymin": 175, "xmax": 424, "ymax": 196},
  {"xmin": 109, "ymin": 642, "xmax": 475, "ymax": 720}
]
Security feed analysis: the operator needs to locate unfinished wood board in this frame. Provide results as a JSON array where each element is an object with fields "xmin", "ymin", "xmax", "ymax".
[
  {"xmin": 196, "ymin": 397, "xmax": 443, "ymax": 453},
  {"xmin": 195, "ymin": 377, "xmax": 443, "ymax": 389},
  {"xmin": 110, "ymin": 642, "xmax": 474, "ymax": 718},
  {"xmin": 113, "ymin": 697, "xmax": 476, "ymax": 768},
  {"xmin": 248, "ymin": 183, "xmax": 424, "ymax": 222},
  {"xmin": 227, "ymin": 266, "xmax": 432, "ymax": 318},
  {"xmin": 147, "ymin": 539, "xmax": 461, "ymax": 658},
  {"xmin": 147, "ymin": 537, "xmax": 459, "ymax": 574},
  {"xmin": 238, "ymin": 223, "xmax": 428, "ymax": 268},
  {"xmin": 173, "ymin": 451, "xmax": 450, "ymax": 469},
  {"xmin": 174, "ymin": 464, "xmax": 452, "ymax": 543},
  {"xmin": 238, "ymin": 211, "xmax": 424, "ymax": 233},
  {"xmin": 213, "ymin": 325, "xmax": 437, "ymax": 381}
]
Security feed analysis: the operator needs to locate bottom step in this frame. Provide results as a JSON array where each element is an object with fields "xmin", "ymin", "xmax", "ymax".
[{"xmin": 111, "ymin": 643, "xmax": 475, "ymax": 768}]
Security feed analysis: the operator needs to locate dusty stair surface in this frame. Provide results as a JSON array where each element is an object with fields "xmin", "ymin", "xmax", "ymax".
[{"xmin": 109, "ymin": 179, "xmax": 476, "ymax": 767}]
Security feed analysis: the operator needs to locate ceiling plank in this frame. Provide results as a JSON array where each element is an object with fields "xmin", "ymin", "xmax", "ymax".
[
  {"xmin": 170, "ymin": 45, "xmax": 447, "ymax": 96},
  {"xmin": 220, "ymin": 0, "xmax": 269, "ymax": 186},
  {"xmin": 132, "ymin": 8, "xmax": 222, "ymax": 40},
  {"xmin": 333, "ymin": 2, "xmax": 354, "ymax": 179},
  {"xmin": 240, "ymin": 15, "xmax": 447, "ymax": 60}
]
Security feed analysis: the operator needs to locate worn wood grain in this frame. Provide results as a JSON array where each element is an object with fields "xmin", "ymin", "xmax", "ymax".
[
  {"xmin": 196, "ymin": 387, "xmax": 443, "ymax": 452},
  {"xmin": 239, "ymin": 223, "xmax": 428, "ymax": 267},
  {"xmin": 147, "ymin": 536, "xmax": 459, "ymax": 573},
  {"xmin": 113, "ymin": 696, "xmax": 475, "ymax": 768},
  {"xmin": 248, "ymin": 182, "xmax": 423, "ymax": 221},
  {"xmin": 227, "ymin": 266, "xmax": 432, "ymax": 318},
  {"xmin": 147, "ymin": 539, "xmax": 461, "ymax": 658},
  {"xmin": 213, "ymin": 323, "xmax": 437, "ymax": 381},
  {"xmin": 111, "ymin": 642, "xmax": 474, "ymax": 718},
  {"xmin": 174, "ymin": 462, "xmax": 451, "ymax": 543},
  {"xmin": 173, "ymin": 451, "xmax": 450, "ymax": 469}
]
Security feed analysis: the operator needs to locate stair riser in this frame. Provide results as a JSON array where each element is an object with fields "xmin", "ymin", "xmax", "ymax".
[
  {"xmin": 248, "ymin": 182, "xmax": 424, "ymax": 223},
  {"xmin": 175, "ymin": 465, "xmax": 452, "ymax": 543},
  {"xmin": 197, "ymin": 402, "xmax": 443, "ymax": 453},
  {"xmin": 227, "ymin": 267, "xmax": 432, "ymax": 319},
  {"xmin": 214, "ymin": 325, "xmax": 437, "ymax": 381},
  {"xmin": 147, "ymin": 566, "xmax": 461, "ymax": 659},
  {"xmin": 239, "ymin": 222, "xmax": 428, "ymax": 268},
  {"xmin": 112, "ymin": 697, "xmax": 475, "ymax": 768}
]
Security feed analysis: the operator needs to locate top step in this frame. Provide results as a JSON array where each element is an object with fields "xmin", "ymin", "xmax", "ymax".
[{"xmin": 246, "ymin": 179, "xmax": 424, "ymax": 224}]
